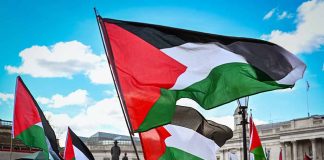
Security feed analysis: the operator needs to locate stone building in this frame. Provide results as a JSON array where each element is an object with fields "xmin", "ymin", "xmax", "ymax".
[
  {"xmin": 217, "ymin": 107, "xmax": 324, "ymax": 160},
  {"xmin": 0, "ymin": 119, "xmax": 41, "ymax": 160}
]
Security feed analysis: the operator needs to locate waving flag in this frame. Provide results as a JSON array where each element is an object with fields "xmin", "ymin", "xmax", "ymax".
[
  {"xmin": 139, "ymin": 106, "xmax": 233, "ymax": 160},
  {"xmin": 99, "ymin": 17, "xmax": 306, "ymax": 132},
  {"xmin": 64, "ymin": 127, "xmax": 94, "ymax": 160},
  {"xmin": 13, "ymin": 76, "xmax": 61, "ymax": 160},
  {"xmin": 249, "ymin": 116, "xmax": 266, "ymax": 160}
]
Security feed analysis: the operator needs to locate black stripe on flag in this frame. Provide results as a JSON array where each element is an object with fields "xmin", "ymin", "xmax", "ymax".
[
  {"xmin": 102, "ymin": 18, "xmax": 296, "ymax": 81},
  {"xmin": 172, "ymin": 105, "xmax": 233, "ymax": 147},
  {"xmin": 68, "ymin": 127, "xmax": 95, "ymax": 160}
]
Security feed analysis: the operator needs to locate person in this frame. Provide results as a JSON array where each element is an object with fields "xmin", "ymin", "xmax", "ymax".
[
  {"xmin": 111, "ymin": 140, "xmax": 121, "ymax": 160},
  {"xmin": 122, "ymin": 152, "xmax": 128, "ymax": 160}
]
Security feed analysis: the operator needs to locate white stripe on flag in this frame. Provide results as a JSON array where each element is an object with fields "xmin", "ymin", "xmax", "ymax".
[
  {"xmin": 275, "ymin": 50, "xmax": 305, "ymax": 85},
  {"xmin": 164, "ymin": 124, "xmax": 219, "ymax": 160},
  {"xmin": 35, "ymin": 122, "xmax": 43, "ymax": 128},
  {"xmin": 46, "ymin": 137, "xmax": 61, "ymax": 160},
  {"xmin": 73, "ymin": 145, "xmax": 89, "ymax": 160},
  {"xmin": 161, "ymin": 42, "xmax": 247, "ymax": 90},
  {"xmin": 161, "ymin": 42, "xmax": 305, "ymax": 88}
]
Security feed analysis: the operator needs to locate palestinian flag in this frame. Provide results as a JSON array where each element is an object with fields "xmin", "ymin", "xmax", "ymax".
[
  {"xmin": 249, "ymin": 116, "xmax": 266, "ymax": 160},
  {"xmin": 139, "ymin": 106, "xmax": 233, "ymax": 160},
  {"xmin": 64, "ymin": 127, "xmax": 94, "ymax": 160},
  {"xmin": 98, "ymin": 17, "xmax": 306, "ymax": 132},
  {"xmin": 13, "ymin": 76, "xmax": 62, "ymax": 160}
]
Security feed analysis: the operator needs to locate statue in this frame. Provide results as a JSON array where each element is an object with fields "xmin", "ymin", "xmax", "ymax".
[
  {"xmin": 111, "ymin": 140, "xmax": 121, "ymax": 160},
  {"xmin": 122, "ymin": 152, "xmax": 128, "ymax": 160}
]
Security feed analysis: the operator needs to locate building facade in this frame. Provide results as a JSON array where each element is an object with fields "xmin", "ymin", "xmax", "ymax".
[
  {"xmin": 217, "ymin": 107, "xmax": 324, "ymax": 160},
  {"xmin": 0, "ymin": 119, "xmax": 41, "ymax": 160}
]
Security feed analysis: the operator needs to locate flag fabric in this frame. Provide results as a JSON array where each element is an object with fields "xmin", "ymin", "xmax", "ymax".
[
  {"xmin": 250, "ymin": 153, "xmax": 255, "ymax": 160},
  {"xmin": 13, "ymin": 76, "xmax": 61, "ymax": 160},
  {"xmin": 304, "ymin": 153, "xmax": 311, "ymax": 160},
  {"xmin": 139, "ymin": 106, "xmax": 233, "ymax": 160},
  {"xmin": 99, "ymin": 17, "xmax": 306, "ymax": 132},
  {"xmin": 64, "ymin": 127, "xmax": 94, "ymax": 160},
  {"xmin": 279, "ymin": 148, "xmax": 282, "ymax": 160},
  {"xmin": 249, "ymin": 116, "xmax": 266, "ymax": 160}
]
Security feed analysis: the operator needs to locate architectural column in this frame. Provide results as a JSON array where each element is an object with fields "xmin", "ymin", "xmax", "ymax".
[
  {"xmin": 311, "ymin": 139, "xmax": 316, "ymax": 160},
  {"xmin": 281, "ymin": 142, "xmax": 286, "ymax": 160},
  {"xmin": 222, "ymin": 149, "xmax": 226, "ymax": 160},
  {"xmin": 292, "ymin": 141, "xmax": 297, "ymax": 160}
]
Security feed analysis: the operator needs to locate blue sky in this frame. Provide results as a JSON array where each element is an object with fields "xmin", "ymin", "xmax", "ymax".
[{"xmin": 1, "ymin": 0, "xmax": 323, "ymax": 144}]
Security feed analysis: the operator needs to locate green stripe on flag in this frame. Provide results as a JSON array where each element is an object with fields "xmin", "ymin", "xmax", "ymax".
[
  {"xmin": 159, "ymin": 147, "xmax": 203, "ymax": 160},
  {"xmin": 251, "ymin": 146, "xmax": 266, "ymax": 160},
  {"xmin": 138, "ymin": 62, "xmax": 291, "ymax": 132},
  {"xmin": 15, "ymin": 125, "xmax": 49, "ymax": 159}
]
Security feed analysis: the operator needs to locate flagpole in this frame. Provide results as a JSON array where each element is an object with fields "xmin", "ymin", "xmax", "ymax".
[
  {"xmin": 306, "ymin": 81, "xmax": 310, "ymax": 117},
  {"xmin": 93, "ymin": 8, "xmax": 140, "ymax": 160},
  {"xmin": 237, "ymin": 98, "xmax": 248, "ymax": 160}
]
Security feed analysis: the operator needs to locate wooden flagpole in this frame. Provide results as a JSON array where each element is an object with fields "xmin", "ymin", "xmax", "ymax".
[{"xmin": 93, "ymin": 8, "xmax": 140, "ymax": 160}]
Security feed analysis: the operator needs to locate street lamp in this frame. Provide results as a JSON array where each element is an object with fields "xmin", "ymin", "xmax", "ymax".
[{"xmin": 237, "ymin": 97, "xmax": 249, "ymax": 160}]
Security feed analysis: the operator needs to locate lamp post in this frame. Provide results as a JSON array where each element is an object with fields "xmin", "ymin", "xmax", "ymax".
[{"xmin": 237, "ymin": 97, "xmax": 249, "ymax": 160}]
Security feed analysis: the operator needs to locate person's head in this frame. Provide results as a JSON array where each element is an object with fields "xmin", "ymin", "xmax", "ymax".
[
  {"xmin": 124, "ymin": 152, "xmax": 127, "ymax": 156},
  {"xmin": 114, "ymin": 140, "xmax": 118, "ymax": 146}
]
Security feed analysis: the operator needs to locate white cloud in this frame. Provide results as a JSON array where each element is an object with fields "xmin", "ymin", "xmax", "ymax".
[
  {"xmin": 263, "ymin": 8, "xmax": 276, "ymax": 20},
  {"xmin": 262, "ymin": 0, "xmax": 324, "ymax": 54},
  {"xmin": 44, "ymin": 96, "xmax": 128, "ymax": 146},
  {"xmin": 209, "ymin": 116, "xmax": 234, "ymax": 129},
  {"xmin": 104, "ymin": 90, "xmax": 116, "ymax": 97},
  {"xmin": 253, "ymin": 119, "xmax": 268, "ymax": 126},
  {"xmin": 37, "ymin": 89, "xmax": 89, "ymax": 108},
  {"xmin": 277, "ymin": 11, "xmax": 293, "ymax": 20},
  {"xmin": 176, "ymin": 98, "xmax": 201, "ymax": 110},
  {"xmin": 5, "ymin": 41, "xmax": 113, "ymax": 84},
  {"xmin": 0, "ymin": 93, "xmax": 14, "ymax": 102}
]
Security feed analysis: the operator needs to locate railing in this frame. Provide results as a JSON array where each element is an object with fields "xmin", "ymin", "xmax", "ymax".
[
  {"xmin": 0, "ymin": 119, "xmax": 12, "ymax": 127},
  {"xmin": 313, "ymin": 119, "xmax": 323, "ymax": 125},
  {"xmin": 260, "ymin": 129, "xmax": 273, "ymax": 135},
  {"xmin": 88, "ymin": 144, "xmax": 142, "ymax": 152},
  {"xmin": 0, "ymin": 143, "xmax": 40, "ymax": 153}
]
